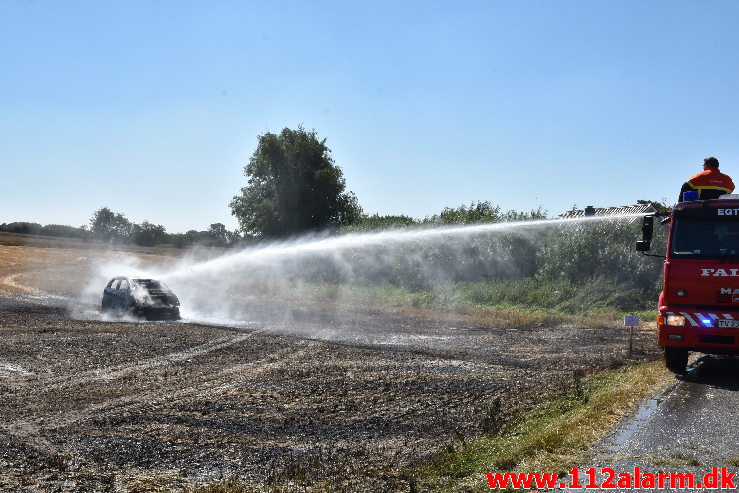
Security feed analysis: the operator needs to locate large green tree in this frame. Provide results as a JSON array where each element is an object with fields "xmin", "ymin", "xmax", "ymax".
[
  {"xmin": 131, "ymin": 220, "xmax": 168, "ymax": 247},
  {"xmin": 89, "ymin": 207, "xmax": 132, "ymax": 242},
  {"xmin": 230, "ymin": 126, "xmax": 362, "ymax": 238}
]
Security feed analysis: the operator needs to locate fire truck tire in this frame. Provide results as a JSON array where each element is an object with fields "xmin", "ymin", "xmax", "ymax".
[{"xmin": 664, "ymin": 347, "xmax": 688, "ymax": 374}]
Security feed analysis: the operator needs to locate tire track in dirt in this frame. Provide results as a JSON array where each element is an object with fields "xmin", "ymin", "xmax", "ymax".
[
  {"xmin": 44, "ymin": 343, "xmax": 309, "ymax": 432},
  {"xmin": 2, "ymin": 422, "xmax": 59, "ymax": 457},
  {"xmin": 0, "ymin": 272, "xmax": 41, "ymax": 294},
  {"xmin": 17, "ymin": 330, "xmax": 258, "ymax": 391},
  {"xmin": 0, "ymin": 363, "xmax": 34, "ymax": 378},
  {"xmin": 1, "ymin": 329, "xmax": 310, "ymax": 457}
]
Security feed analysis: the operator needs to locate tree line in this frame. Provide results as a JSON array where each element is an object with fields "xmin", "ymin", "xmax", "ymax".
[
  {"xmin": 0, "ymin": 201, "xmax": 548, "ymax": 248},
  {"xmin": 2, "ymin": 126, "xmax": 357, "ymax": 248},
  {"xmin": 0, "ymin": 222, "xmax": 90, "ymax": 240},
  {"xmin": 86, "ymin": 207, "xmax": 242, "ymax": 247},
  {"xmin": 0, "ymin": 211, "xmax": 241, "ymax": 249}
]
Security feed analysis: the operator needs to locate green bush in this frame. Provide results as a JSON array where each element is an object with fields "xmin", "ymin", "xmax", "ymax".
[{"xmin": 267, "ymin": 201, "xmax": 668, "ymax": 312}]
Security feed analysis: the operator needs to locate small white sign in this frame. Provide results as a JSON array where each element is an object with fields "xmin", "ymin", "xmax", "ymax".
[{"xmin": 624, "ymin": 315, "xmax": 640, "ymax": 326}]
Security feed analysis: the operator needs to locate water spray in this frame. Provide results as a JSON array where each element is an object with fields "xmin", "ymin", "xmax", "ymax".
[
  {"xmin": 165, "ymin": 213, "xmax": 641, "ymax": 280},
  {"xmin": 69, "ymin": 212, "xmax": 647, "ymax": 330}
]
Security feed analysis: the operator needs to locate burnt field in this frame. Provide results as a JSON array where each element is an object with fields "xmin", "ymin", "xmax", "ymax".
[{"xmin": 0, "ymin": 244, "xmax": 660, "ymax": 491}]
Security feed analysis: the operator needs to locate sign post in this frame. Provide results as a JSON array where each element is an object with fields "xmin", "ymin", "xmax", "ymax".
[{"xmin": 624, "ymin": 315, "xmax": 640, "ymax": 357}]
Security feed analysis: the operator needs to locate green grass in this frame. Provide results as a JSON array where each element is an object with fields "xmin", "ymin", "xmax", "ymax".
[
  {"xmin": 415, "ymin": 360, "xmax": 671, "ymax": 492},
  {"xmin": 264, "ymin": 278, "xmax": 660, "ymax": 331},
  {"xmin": 651, "ymin": 451, "xmax": 701, "ymax": 467},
  {"xmin": 0, "ymin": 238, "xmax": 24, "ymax": 247},
  {"xmin": 303, "ymin": 277, "xmax": 658, "ymax": 317}
]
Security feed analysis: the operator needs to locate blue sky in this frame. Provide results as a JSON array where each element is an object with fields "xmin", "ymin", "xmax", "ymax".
[{"xmin": 2, "ymin": 0, "xmax": 739, "ymax": 232}]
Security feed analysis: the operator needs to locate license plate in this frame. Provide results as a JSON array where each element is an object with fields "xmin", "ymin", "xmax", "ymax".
[{"xmin": 718, "ymin": 319, "xmax": 739, "ymax": 328}]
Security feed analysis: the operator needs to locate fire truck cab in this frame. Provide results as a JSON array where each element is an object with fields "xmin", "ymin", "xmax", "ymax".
[{"xmin": 638, "ymin": 195, "xmax": 739, "ymax": 374}]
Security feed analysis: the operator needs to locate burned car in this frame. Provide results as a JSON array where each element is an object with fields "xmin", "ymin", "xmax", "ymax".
[{"xmin": 102, "ymin": 276, "xmax": 180, "ymax": 320}]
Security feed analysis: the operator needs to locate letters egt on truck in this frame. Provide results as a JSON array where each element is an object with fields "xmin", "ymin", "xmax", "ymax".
[{"xmin": 637, "ymin": 196, "xmax": 739, "ymax": 374}]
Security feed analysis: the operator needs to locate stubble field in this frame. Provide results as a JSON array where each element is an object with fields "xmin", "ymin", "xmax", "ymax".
[{"xmin": 0, "ymin": 239, "xmax": 659, "ymax": 492}]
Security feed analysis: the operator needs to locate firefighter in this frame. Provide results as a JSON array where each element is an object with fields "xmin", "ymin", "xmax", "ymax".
[{"xmin": 678, "ymin": 156, "xmax": 735, "ymax": 202}]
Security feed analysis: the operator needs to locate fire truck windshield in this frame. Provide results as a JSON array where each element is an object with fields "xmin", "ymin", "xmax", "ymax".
[{"xmin": 671, "ymin": 216, "xmax": 739, "ymax": 258}]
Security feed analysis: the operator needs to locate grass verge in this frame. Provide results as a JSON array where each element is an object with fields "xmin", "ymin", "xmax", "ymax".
[
  {"xmin": 302, "ymin": 279, "xmax": 659, "ymax": 320},
  {"xmin": 415, "ymin": 360, "xmax": 672, "ymax": 492},
  {"xmin": 291, "ymin": 282, "xmax": 657, "ymax": 330}
]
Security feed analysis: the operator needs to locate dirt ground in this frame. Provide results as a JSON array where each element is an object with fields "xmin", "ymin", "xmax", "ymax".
[{"xmin": 0, "ymin": 244, "xmax": 660, "ymax": 492}]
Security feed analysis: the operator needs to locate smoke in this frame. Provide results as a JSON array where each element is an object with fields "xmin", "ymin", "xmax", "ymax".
[{"xmin": 71, "ymin": 214, "xmax": 643, "ymax": 334}]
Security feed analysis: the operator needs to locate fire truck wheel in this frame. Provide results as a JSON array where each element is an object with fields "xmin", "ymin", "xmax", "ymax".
[{"xmin": 664, "ymin": 347, "xmax": 688, "ymax": 374}]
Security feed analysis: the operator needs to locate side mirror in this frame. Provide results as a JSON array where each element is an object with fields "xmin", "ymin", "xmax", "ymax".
[
  {"xmin": 635, "ymin": 215, "xmax": 654, "ymax": 252},
  {"xmin": 641, "ymin": 215, "xmax": 654, "ymax": 241},
  {"xmin": 635, "ymin": 240, "xmax": 651, "ymax": 252}
]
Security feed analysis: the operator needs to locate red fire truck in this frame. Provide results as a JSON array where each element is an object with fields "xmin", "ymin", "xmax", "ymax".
[{"xmin": 637, "ymin": 195, "xmax": 739, "ymax": 374}]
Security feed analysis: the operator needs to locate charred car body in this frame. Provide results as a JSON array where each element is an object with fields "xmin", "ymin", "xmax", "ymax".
[{"xmin": 102, "ymin": 276, "xmax": 180, "ymax": 320}]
